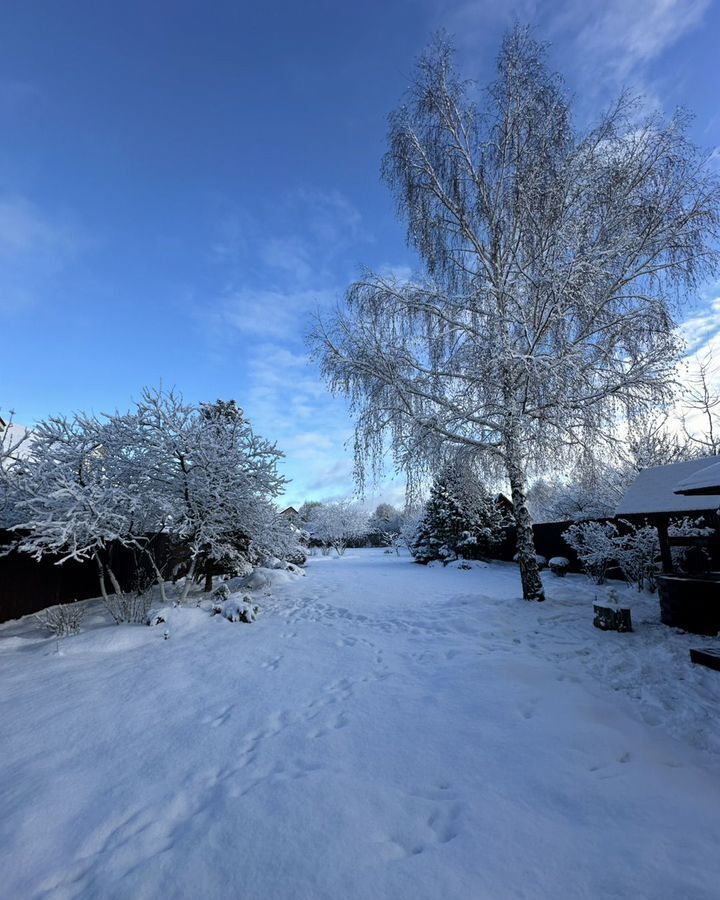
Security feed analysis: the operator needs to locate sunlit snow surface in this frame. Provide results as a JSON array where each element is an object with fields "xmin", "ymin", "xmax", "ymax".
[{"xmin": 1, "ymin": 550, "xmax": 719, "ymax": 899}]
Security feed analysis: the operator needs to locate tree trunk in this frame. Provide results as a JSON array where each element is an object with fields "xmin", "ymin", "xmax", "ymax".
[
  {"xmin": 180, "ymin": 556, "xmax": 198, "ymax": 604},
  {"xmin": 204, "ymin": 571, "xmax": 213, "ymax": 593},
  {"xmin": 505, "ymin": 455, "xmax": 545, "ymax": 602},
  {"xmin": 94, "ymin": 553, "xmax": 109, "ymax": 603},
  {"xmin": 140, "ymin": 546, "xmax": 168, "ymax": 604},
  {"xmin": 105, "ymin": 564, "xmax": 125, "ymax": 600}
]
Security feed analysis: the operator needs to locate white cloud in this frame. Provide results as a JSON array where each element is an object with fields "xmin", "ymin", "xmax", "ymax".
[
  {"xmin": 233, "ymin": 341, "xmax": 357, "ymax": 505},
  {"xmin": 432, "ymin": 0, "xmax": 711, "ymax": 103},
  {"xmin": 680, "ymin": 297, "xmax": 720, "ymax": 356},
  {"xmin": 0, "ymin": 196, "xmax": 88, "ymax": 313},
  {"xmin": 550, "ymin": 0, "xmax": 710, "ymax": 86},
  {"xmin": 209, "ymin": 286, "xmax": 337, "ymax": 342}
]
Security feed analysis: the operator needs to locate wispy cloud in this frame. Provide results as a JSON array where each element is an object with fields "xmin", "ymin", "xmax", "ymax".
[
  {"xmin": 200, "ymin": 185, "xmax": 404, "ymax": 503},
  {"xmin": 433, "ymin": 0, "xmax": 711, "ymax": 103},
  {"xmin": 210, "ymin": 186, "xmax": 370, "ymax": 281},
  {"xmin": 0, "ymin": 196, "xmax": 88, "ymax": 313},
  {"xmin": 548, "ymin": 0, "xmax": 710, "ymax": 88},
  {"xmin": 238, "ymin": 342, "xmax": 357, "ymax": 504},
  {"xmin": 208, "ymin": 285, "xmax": 337, "ymax": 342},
  {"xmin": 680, "ymin": 296, "xmax": 720, "ymax": 356}
]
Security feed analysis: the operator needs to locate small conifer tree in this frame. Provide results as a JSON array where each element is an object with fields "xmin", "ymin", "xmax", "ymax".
[{"xmin": 410, "ymin": 465, "xmax": 504, "ymax": 564}]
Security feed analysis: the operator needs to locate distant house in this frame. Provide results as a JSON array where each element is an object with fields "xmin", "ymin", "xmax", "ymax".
[
  {"xmin": 495, "ymin": 493, "xmax": 514, "ymax": 522},
  {"xmin": 0, "ymin": 421, "xmax": 32, "ymax": 466},
  {"xmin": 280, "ymin": 506, "xmax": 299, "ymax": 519}
]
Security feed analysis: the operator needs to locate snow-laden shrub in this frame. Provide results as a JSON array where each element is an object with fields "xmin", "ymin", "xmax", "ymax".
[
  {"xmin": 212, "ymin": 595, "xmax": 259, "ymax": 623},
  {"xmin": 104, "ymin": 590, "xmax": 152, "ymax": 625},
  {"xmin": 614, "ymin": 521, "xmax": 660, "ymax": 592},
  {"xmin": 238, "ymin": 568, "xmax": 273, "ymax": 591},
  {"xmin": 285, "ymin": 546, "xmax": 307, "ymax": 567},
  {"xmin": 213, "ymin": 583, "xmax": 231, "ymax": 601},
  {"xmin": 147, "ymin": 607, "xmax": 172, "ymax": 626},
  {"xmin": 669, "ymin": 516, "xmax": 714, "ymax": 575},
  {"xmin": 562, "ymin": 521, "xmax": 618, "ymax": 584},
  {"xmin": 565, "ymin": 519, "xmax": 666, "ymax": 592},
  {"xmin": 548, "ymin": 556, "xmax": 569, "ymax": 577},
  {"xmin": 260, "ymin": 555, "xmax": 306, "ymax": 573},
  {"xmin": 35, "ymin": 602, "xmax": 85, "ymax": 637},
  {"xmin": 400, "ymin": 510, "xmax": 423, "ymax": 552}
]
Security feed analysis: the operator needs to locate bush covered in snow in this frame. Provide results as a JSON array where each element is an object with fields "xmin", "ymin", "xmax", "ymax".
[
  {"xmin": 212, "ymin": 595, "xmax": 259, "ymax": 623},
  {"xmin": 35, "ymin": 602, "xmax": 85, "ymax": 637},
  {"xmin": 1, "ymin": 387, "xmax": 296, "ymax": 617},
  {"xmin": 562, "ymin": 521, "xmax": 619, "ymax": 584},
  {"xmin": 410, "ymin": 465, "xmax": 505, "ymax": 565},
  {"xmin": 147, "ymin": 607, "xmax": 173, "ymax": 626},
  {"xmin": 548, "ymin": 557, "xmax": 569, "ymax": 577},
  {"xmin": 614, "ymin": 521, "xmax": 660, "ymax": 593},
  {"xmin": 563, "ymin": 518, "xmax": 682, "ymax": 592},
  {"xmin": 669, "ymin": 516, "xmax": 715, "ymax": 575}
]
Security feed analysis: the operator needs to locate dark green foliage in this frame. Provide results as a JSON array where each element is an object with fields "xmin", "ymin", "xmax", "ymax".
[{"xmin": 410, "ymin": 466, "xmax": 504, "ymax": 564}]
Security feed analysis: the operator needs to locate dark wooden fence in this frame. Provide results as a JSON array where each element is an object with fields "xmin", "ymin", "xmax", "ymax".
[
  {"xmin": 0, "ymin": 531, "xmax": 187, "ymax": 624},
  {"xmin": 3, "ymin": 509, "xmax": 719, "ymax": 623},
  {"xmin": 496, "ymin": 510, "xmax": 720, "ymax": 573}
]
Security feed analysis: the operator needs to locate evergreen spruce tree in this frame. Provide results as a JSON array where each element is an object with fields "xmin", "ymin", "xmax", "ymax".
[{"xmin": 410, "ymin": 465, "xmax": 504, "ymax": 564}]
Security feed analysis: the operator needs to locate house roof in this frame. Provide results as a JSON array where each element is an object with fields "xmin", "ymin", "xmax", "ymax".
[
  {"xmin": 0, "ymin": 423, "xmax": 32, "ymax": 463},
  {"xmin": 616, "ymin": 456, "xmax": 720, "ymax": 517},
  {"xmin": 674, "ymin": 460, "xmax": 720, "ymax": 496}
]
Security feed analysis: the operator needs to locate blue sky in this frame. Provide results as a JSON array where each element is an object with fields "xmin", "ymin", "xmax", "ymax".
[{"xmin": 2, "ymin": 0, "xmax": 719, "ymax": 507}]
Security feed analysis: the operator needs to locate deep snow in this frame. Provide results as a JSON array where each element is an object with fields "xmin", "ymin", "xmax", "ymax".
[{"xmin": 1, "ymin": 550, "xmax": 719, "ymax": 899}]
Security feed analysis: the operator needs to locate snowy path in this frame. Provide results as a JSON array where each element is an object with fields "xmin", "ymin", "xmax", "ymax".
[{"xmin": 1, "ymin": 550, "xmax": 720, "ymax": 899}]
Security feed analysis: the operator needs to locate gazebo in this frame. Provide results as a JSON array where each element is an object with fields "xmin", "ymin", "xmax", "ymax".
[
  {"xmin": 674, "ymin": 460, "xmax": 720, "ymax": 496},
  {"xmin": 616, "ymin": 456, "xmax": 720, "ymax": 574},
  {"xmin": 617, "ymin": 456, "xmax": 720, "ymax": 637}
]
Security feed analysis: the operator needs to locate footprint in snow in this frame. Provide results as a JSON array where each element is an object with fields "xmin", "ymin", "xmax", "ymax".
[{"xmin": 203, "ymin": 706, "xmax": 233, "ymax": 728}]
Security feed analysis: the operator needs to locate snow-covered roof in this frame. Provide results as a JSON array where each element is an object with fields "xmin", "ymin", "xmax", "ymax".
[
  {"xmin": 0, "ymin": 423, "xmax": 32, "ymax": 467},
  {"xmin": 616, "ymin": 456, "xmax": 720, "ymax": 516},
  {"xmin": 674, "ymin": 460, "xmax": 720, "ymax": 496}
]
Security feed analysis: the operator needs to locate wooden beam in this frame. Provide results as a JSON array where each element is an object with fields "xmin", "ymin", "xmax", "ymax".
[{"xmin": 655, "ymin": 515, "xmax": 673, "ymax": 574}]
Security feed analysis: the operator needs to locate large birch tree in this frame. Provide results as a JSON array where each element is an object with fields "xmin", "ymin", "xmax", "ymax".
[{"xmin": 310, "ymin": 28, "xmax": 720, "ymax": 600}]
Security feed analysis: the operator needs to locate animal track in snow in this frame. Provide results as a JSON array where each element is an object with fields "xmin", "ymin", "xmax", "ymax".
[{"xmin": 261, "ymin": 655, "xmax": 282, "ymax": 671}]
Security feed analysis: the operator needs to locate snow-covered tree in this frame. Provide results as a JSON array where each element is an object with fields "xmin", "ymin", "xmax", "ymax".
[
  {"xmin": 307, "ymin": 500, "xmax": 368, "ymax": 556},
  {"xmin": 367, "ymin": 502, "xmax": 403, "ymax": 548},
  {"xmin": 123, "ymin": 388, "xmax": 289, "ymax": 601},
  {"xmin": 410, "ymin": 463, "xmax": 504, "ymax": 564},
  {"xmin": 310, "ymin": 28, "xmax": 720, "ymax": 600},
  {"xmin": 528, "ymin": 474, "xmax": 620, "ymax": 524},
  {"xmin": 681, "ymin": 355, "xmax": 720, "ymax": 456},
  {"xmin": 1, "ymin": 411, "xmax": 158, "ymax": 621},
  {"xmin": 3, "ymin": 387, "xmax": 292, "ymax": 618},
  {"xmin": 298, "ymin": 500, "xmax": 323, "ymax": 523}
]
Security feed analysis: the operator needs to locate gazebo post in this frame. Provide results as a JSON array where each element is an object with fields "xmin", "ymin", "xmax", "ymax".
[{"xmin": 655, "ymin": 515, "xmax": 673, "ymax": 574}]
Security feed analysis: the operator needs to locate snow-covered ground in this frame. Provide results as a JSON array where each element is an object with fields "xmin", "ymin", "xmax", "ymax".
[{"xmin": 1, "ymin": 550, "xmax": 719, "ymax": 899}]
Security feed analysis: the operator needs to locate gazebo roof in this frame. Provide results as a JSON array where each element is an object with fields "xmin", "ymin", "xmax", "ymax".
[
  {"xmin": 674, "ymin": 459, "xmax": 720, "ymax": 496},
  {"xmin": 616, "ymin": 456, "xmax": 720, "ymax": 517}
]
